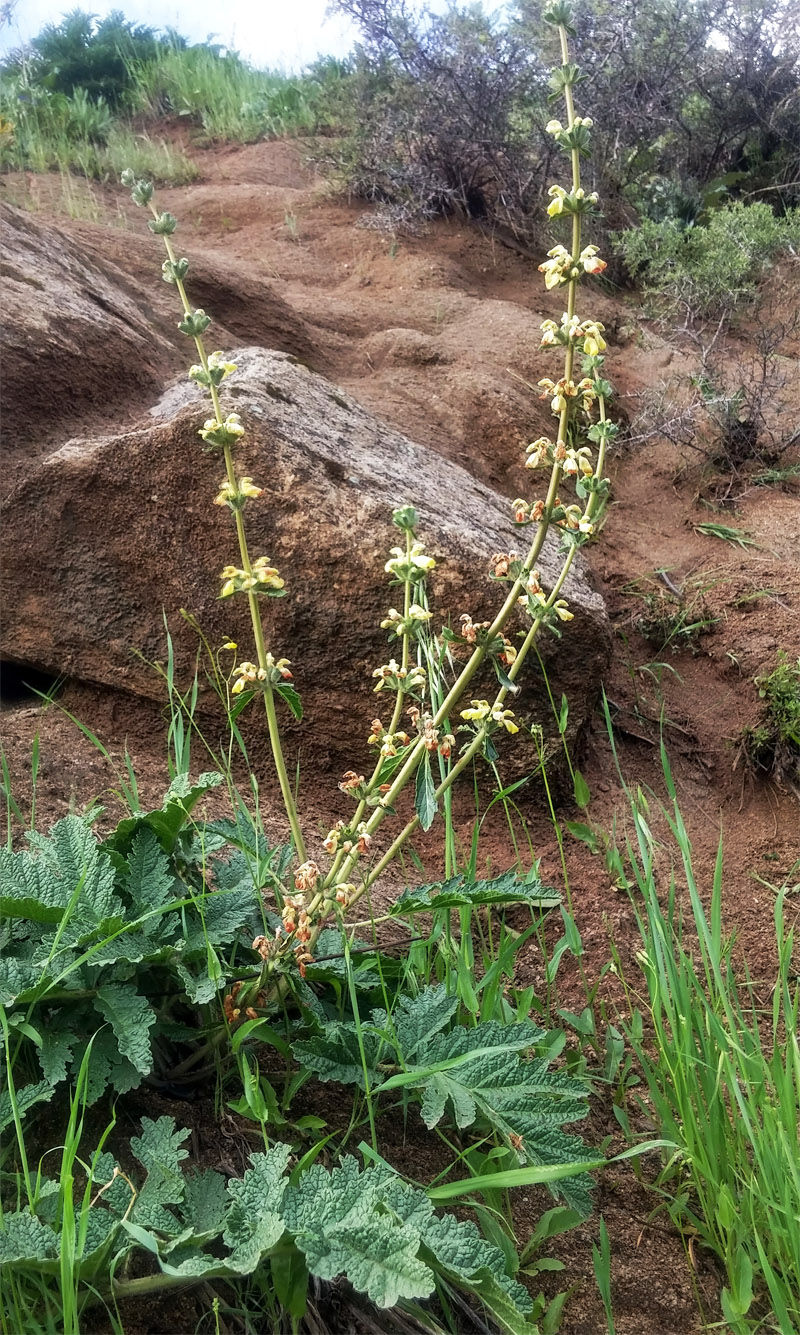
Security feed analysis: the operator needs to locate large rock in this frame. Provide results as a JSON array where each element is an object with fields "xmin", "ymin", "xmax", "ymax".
[
  {"xmin": 0, "ymin": 204, "xmax": 317, "ymax": 495},
  {"xmin": 1, "ymin": 349, "xmax": 610, "ymax": 775}
]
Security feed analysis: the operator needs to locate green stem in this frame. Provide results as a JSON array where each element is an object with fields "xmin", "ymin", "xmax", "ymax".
[
  {"xmin": 151, "ymin": 208, "xmax": 307, "ymax": 863},
  {"xmin": 322, "ymin": 530, "xmax": 413, "ymax": 890},
  {"xmin": 286, "ymin": 16, "xmax": 609, "ymax": 944}
]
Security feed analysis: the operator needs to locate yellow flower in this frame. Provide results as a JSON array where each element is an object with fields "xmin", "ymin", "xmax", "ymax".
[
  {"xmin": 208, "ymin": 351, "xmax": 237, "ymax": 379},
  {"xmin": 239, "ymin": 477, "xmax": 263, "ymax": 498},
  {"xmin": 554, "ymin": 600, "xmax": 574, "ymax": 622},
  {"xmin": 211, "ymin": 475, "xmax": 233, "ymax": 504},
  {"xmin": 579, "ymin": 320, "xmax": 606, "ymax": 356},
  {"xmin": 580, "ymin": 246, "xmax": 607, "ymax": 276},
  {"xmin": 252, "ymin": 556, "xmax": 284, "ymax": 590},
  {"xmin": 547, "ymin": 185, "xmax": 568, "ymax": 217},
  {"xmin": 410, "ymin": 543, "xmax": 436, "ymax": 572},
  {"xmin": 545, "ymin": 119, "xmax": 563, "ymax": 135},
  {"xmin": 525, "ymin": 437, "xmax": 553, "ymax": 469},
  {"xmin": 538, "ymin": 244, "xmax": 572, "ymax": 289},
  {"xmin": 492, "ymin": 708, "xmax": 519, "ymax": 734},
  {"xmin": 231, "ymin": 661, "xmax": 265, "ymax": 694},
  {"xmin": 539, "ymin": 319, "xmax": 560, "ymax": 347},
  {"xmin": 200, "ymin": 412, "xmax": 244, "ymax": 441},
  {"xmin": 461, "ymin": 700, "xmax": 491, "ymax": 722}
]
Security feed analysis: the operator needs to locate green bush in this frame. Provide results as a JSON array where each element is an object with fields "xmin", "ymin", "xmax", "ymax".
[
  {"xmin": 1, "ymin": 9, "xmax": 173, "ymax": 106},
  {"xmin": 613, "ymin": 202, "xmax": 800, "ymax": 320},
  {"xmin": 739, "ymin": 654, "xmax": 800, "ymax": 785}
]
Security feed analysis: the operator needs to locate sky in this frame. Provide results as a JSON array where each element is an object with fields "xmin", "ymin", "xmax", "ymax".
[{"xmin": 0, "ymin": 0, "xmax": 361, "ymax": 71}]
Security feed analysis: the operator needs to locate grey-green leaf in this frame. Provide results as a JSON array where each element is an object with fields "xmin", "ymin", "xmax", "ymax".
[
  {"xmin": 0, "ymin": 1212, "xmax": 59, "ymax": 1266},
  {"xmin": 414, "ymin": 752, "xmax": 437, "ymax": 831},
  {"xmin": 94, "ymin": 983, "xmax": 156, "ymax": 1075},
  {"xmin": 390, "ymin": 869, "xmax": 560, "ymax": 916}
]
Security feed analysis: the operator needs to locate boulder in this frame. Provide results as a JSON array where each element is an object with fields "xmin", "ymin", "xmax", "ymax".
[
  {"xmin": 0, "ymin": 349, "xmax": 610, "ymax": 777},
  {"xmin": 0, "ymin": 204, "xmax": 317, "ymax": 495}
]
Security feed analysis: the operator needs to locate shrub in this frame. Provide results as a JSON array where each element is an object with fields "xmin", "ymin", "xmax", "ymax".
[
  {"xmin": 738, "ymin": 654, "xmax": 800, "ymax": 787},
  {"xmin": 518, "ymin": 0, "xmax": 800, "ymax": 208},
  {"xmin": 323, "ymin": 0, "xmax": 547, "ymax": 235},
  {"xmin": 612, "ymin": 201, "xmax": 800, "ymax": 322},
  {"xmin": 623, "ymin": 298, "xmax": 800, "ymax": 480},
  {"xmin": 1, "ymin": 8, "xmax": 172, "ymax": 106}
]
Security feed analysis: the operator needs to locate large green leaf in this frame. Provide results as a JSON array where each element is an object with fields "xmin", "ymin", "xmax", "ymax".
[
  {"xmin": 371, "ymin": 985, "xmax": 459, "ymax": 1061},
  {"xmin": 0, "ymin": 1079, "xmax": 53, "ymax": 1134},
  {"xmin": 422, "ymin": 1212, "xmax": 534, "ymax": 1325},
  {"xmin": 223, "ymin": 1145, "xmax": 291, "ymax": 1272},
  {"xmin": 390, "ymin": 869, "xmax": 560, "ymax": 916},
  {"xmin": 179, "ymin": 879, "xmax": 259, "ymax": 953},
  {"xmin": 94, "ymin": 983, "xmax": 156, "ymax": 1075},
  {"xmin": 38, "ymin": 1025, "xmax": 76, "ymax": 1086},
  {"xmin": 65, "ymin": 1020, "xmax": 141, "ymax": 1104},
  {"xmin": 122, "ymin": 828, "xmax": 180, "ymax": 929},
  {"xmin": 284, "ymin": 1158, "xmax": 434, "ymax": 1309},
  {"xmin": 130, "ymin": 1116, "xmax": 190, "ymax": 1233},
  {"xmin": 378, "ymin": 1020, "xmax": 543, "ymax": 1126},
  {"xmin": 0, "ymin": 817, "xmax": 118, "ymax": 928},
  {"xmin": 0, "ymin": 1212, "xmax": 59, "ymax": 1267},
  {"xmin": 102, "ymin": 772, "xmax": 223, "ymax": 855},
  {"xmin": 293, "ymin": 1021, "xmax": 383, "ymax": 1090},
  {"xmin": 182, "ymin": 1170, "xmax": 229, "ymax": 1244},
  {"xmin": 0, "ymin": 955, "xmax": 40, "ymax": 1005}
]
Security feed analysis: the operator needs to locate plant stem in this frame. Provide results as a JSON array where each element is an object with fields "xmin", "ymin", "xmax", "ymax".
[
  {"xmin": 293, "ymin": 13, "xmax": 611, "ymax": 943},
  {"xmin": 153, "ymin": 214, "xmax": 307, "ymax": 862}
]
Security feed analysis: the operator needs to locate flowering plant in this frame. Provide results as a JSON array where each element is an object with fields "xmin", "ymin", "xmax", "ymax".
[{"xmin": 120, "ymin": 0, "xmax": 613, "ymax": 1008}]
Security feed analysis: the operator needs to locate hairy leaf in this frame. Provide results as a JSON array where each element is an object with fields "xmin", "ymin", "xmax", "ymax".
[
  {"xmin": 70, "ymin": 1023, "xmax": 141, "ymax": 1103},
  {"xmin": 0, "ymin": 1079, "xmax": 53, "ymax": 1134},
  {"xmin": 130, "ymin": 1116, "xmax": 190, "ymax": 1233},
  {"xmin": 0, "ymin": 955, "xmax": 40, "ymax": 1004},
  {"xmin": 371, "ymin": 985, "xmax": 459, "ymax": 1061},
  {"xmin": 180, "ymin": 881, "xmax": 259, "ymax": 953},
  {"xmin": 94, "ymin": 983, "xmax": 156, "ymax": 1075},
  {"xmin": 293, "ymin": 1021, "xmax": 383, "ymax": 1089},
  {"xmin": 0, "ymin": 1212, "xmax": 59, "ymax": 1266},
  {"xmin": 175, "ymin": 958, "xmax": 221, "ymax": 1005},
  {"xmin": 391, "ymin": 869, "xmax": 560, "ymax": 916},
  {"xmin": 182, "ymin": 1170, "xmax": 229, "ymax": 1243},
  {"xmin": 285, "ymin": 1157, "xmax": 434, "ymax": 1308},
  {"xmin": 377, "ymin": 1019, "xmax": 543, "ymax": 1122},
  {"xmin": 0, "ymin": 817, "xmax": 118, "ymax": 928},
  {"xmin": 123, "ymin": 828, "xmax": 179, "ymax": 927},
  {"xmin": 38, "ymin": 1027, "xmax": 76, "ymax": 1086},
  {"xmin": 422, "ymin": 1212, "xmax": 532, "ymax": 1317},
  {"xmin": 103, "ymin": 771, "xmax": 223, "ymax": 855},
  {"xmin": 223, "ymin": 1144, "xmax": 291, "ymax": 1271}
]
